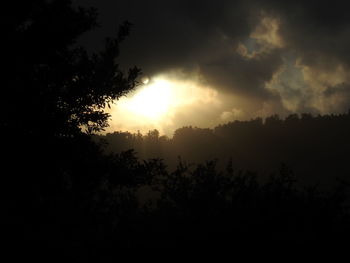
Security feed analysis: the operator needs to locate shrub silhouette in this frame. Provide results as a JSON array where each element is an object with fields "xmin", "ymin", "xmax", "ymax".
[{"xmin": 112, "ymin": 156, "xmax": 350, "ymax": 249}]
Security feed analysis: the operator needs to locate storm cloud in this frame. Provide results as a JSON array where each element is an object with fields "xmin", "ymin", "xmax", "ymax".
[{"xmin": 75, "ymin": 0, "xmax": 350, "ymax": 134}]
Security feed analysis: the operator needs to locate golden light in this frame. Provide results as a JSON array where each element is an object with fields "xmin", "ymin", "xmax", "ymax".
[
  {"xmin": 107, "ymin": 73, "xmax": 222, "ymax": 136},
  {"xmin": 119, "ymin": 78, "xmax": 172, "ymax": 120},
  {"xmin": 141, "ymin": 76, "xmax": 149, "ymax": 85}
]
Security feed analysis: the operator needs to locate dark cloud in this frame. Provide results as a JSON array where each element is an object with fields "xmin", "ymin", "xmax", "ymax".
[
  {"xmin": 323, "ymin": 83, "xmax": 350, "ymax": 113},
  {"xmin": 258, "ymin": 0, "xmax": 350, "ymax": 67},
  {"xmin": 200, "ymin": 49, "xmax": 283, "ymax": 99},
  {"xmin": 74, "ymin": 0, "xmax": 350, "ymax": 124}
]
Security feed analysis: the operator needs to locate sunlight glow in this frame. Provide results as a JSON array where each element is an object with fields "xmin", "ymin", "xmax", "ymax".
[
  {"xmin": 121, "ymin": 79, "xmax": 172, "ymax": 119},
  {"xmin": 107, "ymin": 73, "xmax": 222, "ymax": 136},
  {"xmin": 141, "ymin": 76, "xmax": 149, "ymax": 84}
]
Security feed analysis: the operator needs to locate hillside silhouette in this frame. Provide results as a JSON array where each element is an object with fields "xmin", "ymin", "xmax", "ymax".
[
  {"xmin": 3, "ymin": 0, "xmax": 350, "ymax": 258},
  {"xmin": 97, "ymin": 112, "xmax": 350, "ymax": 187}
]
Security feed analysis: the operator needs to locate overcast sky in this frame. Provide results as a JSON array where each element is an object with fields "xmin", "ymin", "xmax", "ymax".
[{"xmin": 74, "ymin": 0, "xmax": 350, "ymax": 135}]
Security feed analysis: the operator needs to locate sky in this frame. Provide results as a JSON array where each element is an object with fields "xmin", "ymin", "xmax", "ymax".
[{"xmin": 74, "ymin": 0, "xmax": 350, "ymax": 136}]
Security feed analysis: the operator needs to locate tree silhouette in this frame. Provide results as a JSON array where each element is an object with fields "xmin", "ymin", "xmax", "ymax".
[
  {"xmin": 99, "ymin": 111, "xmax": 350, "ymax": 186},
  {"xmin": 3, "ymin": 0, "xmax": 140, "ymax": 137},
  {"xmin": 3, "ymin": 1, "xmax": 142, "ymax": 257}
]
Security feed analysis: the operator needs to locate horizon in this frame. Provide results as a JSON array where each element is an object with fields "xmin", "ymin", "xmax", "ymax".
[
  {"xmin": 102, "ymin": 110, "xmax": 350, "ymax": 137},
  {"xmin": 74, "ymin": 0, "xmax": 350, "ymax": 135}
]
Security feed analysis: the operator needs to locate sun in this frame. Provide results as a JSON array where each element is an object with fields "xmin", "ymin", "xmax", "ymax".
[
  {"xmin": 108, "ymin": 73, "xmax": 221, "ymax": 135},
  {"xmin": 119, "ymin": 78, "xmax": 173, "ymax": 120}
]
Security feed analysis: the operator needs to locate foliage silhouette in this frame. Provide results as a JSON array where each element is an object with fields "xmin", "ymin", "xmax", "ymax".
[
  {"xmin": 3, "ymin": 0, "xmax": 140, "ymax": 257},
  {"xmin": 3, "ymin": 0, "xmax": 140, "ymax": 136},
  {"xmin": 110, "ymin": 156, "xmax": 350, "ymax": 249}
]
